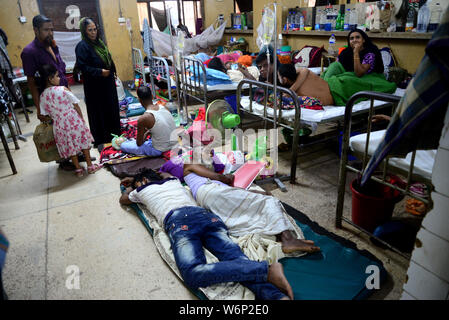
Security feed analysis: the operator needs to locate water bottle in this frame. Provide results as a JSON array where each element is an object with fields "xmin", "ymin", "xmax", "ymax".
[
  {"xmin": 299, "ymin": 14, "xmax": 304, "ymax": 31},
  {"xmin": 295, "ymin": 11, "xmax": 301, "ymax": 30},
  {"xmin": 349, "ymin": 8, "xmax": 357, "ymax": 30},
  {"xmin": 234, "ymin": 14, "xmax": 241, "ymax": 30},
  {"xmin": 344, "ymin": 8, "xmax": 350, "ymax": 31},
  {"xmin": 325, "ymin": 8, "xmax": 332, "ymax": 31},
  {"xmin": 428, "ymin": 2, "xmax": 442, "ymax": 32},
  {"xmin": 417, "ymin": 1, "xmax": 430, "ymax": 33},
  {"xmin": 179, "ymin": 108, "xmax": 188, "ymax": 126},
  {"xmin": 332, "ymin": 9, "xmax": 338, "ymax": 30},
  {"xmin": 328, "ymin": 33, "xmax": 337, "ymax": 57},
  {"xmin": 315, "ymin": 10, "xmax": 321, "ymax": 30},
  {"xmin": 406, "ymin": 4, "xmax": 416, "ymax": 31},
  {"xmin": 320, "ymin": 9, "xmax": 326, "ymax": 31}
]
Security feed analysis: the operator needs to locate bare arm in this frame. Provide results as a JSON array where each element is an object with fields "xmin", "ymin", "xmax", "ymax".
[
  {"xmin": 353, "ymin": 46, "xmax": 370, "ymax": 77},
  {"xmin": 73, "ymin": 103, "xmax": 83, "ymax": 119},
  {"xmin": 119, "ymin": 187, "xmax": 134, "ymax": 205},
  {"xmin": 238, "ymin": 64, "xmax": 256, "ymax": 81},
  {"xmin": 136, "ymin": 114, "xmax": 155, "ymax": 146},
  {"xmin": 289, "ymin": 68, "xmax": 309, "ymax": 93},
  {"xmin": 183, "ymin": 163, "xmax": 234, "ymax": 186}
]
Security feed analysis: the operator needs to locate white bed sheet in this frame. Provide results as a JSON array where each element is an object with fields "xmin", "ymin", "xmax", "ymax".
[
  {"xmin": 349, "ymin": 129, "xmax": 436, "ymax": 180},
  {"xmin": 240, "ymin": 88, "xmax": 406, "ymax": 123}
]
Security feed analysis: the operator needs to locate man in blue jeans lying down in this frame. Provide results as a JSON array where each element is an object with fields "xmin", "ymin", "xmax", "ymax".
[{"xmin": 119, "ymin": 169, "xmax": 293, "ymax": 300}]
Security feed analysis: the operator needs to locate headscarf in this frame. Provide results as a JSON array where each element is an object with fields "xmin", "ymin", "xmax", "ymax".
[
  {"xmin": 338, "ymin": 29, "xmax": 384, "ymax": 74},
  {"xmin": 237, "ymin": 55, "xmax": 253, "ymax": 67},
  {"xmin": 79, "ymin": 17, "xmax": 113, "ymax": 69}
]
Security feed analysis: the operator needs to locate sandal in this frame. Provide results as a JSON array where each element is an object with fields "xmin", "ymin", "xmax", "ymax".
[
  {"xmin": 87, "ymin": 163, "xmax": 102, "ymax": 174},
  {"xmin": 75, "ymin": 168, "xmax": 85, "ymax": 177}
]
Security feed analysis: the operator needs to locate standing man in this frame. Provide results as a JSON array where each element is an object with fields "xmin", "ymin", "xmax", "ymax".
[
  {"xmin": 21, "ymin": 15, "xmax": 92, "ymax": 169},
  {"xmin": 21, "ymin": 15, "xmax": 68, "ymax": 122}
]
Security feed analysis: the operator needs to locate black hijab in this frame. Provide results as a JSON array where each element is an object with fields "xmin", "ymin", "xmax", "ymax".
[{"xmin": 338, "ymin": 29, "xmax": 384, "ymax": 74}]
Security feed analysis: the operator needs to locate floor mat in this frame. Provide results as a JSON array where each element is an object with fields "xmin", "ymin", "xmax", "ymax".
[{"xmin": 125, "ymin": 191, "xmax": 387, "ymax": 300}]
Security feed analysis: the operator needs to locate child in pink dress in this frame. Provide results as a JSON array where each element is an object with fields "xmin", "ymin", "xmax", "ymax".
[{"xmin": 38, "ymin": 64, "xmax": 101, "ymax": 177}]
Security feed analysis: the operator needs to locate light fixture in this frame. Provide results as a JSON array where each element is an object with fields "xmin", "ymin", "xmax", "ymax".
[{"xmin": 17, "ymin": 0, "xmax": 27, "ymax": 23}]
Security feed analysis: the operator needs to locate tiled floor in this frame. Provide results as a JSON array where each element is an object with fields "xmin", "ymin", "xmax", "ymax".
[{"xmin": 0, "ymin": 84, "xmax": 411, "ymax": 299}]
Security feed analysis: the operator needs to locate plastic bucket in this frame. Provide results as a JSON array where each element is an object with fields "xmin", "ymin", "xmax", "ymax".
[{"xmin": 350, "ymin": 179, "xmax": 401, "ymax": 233}]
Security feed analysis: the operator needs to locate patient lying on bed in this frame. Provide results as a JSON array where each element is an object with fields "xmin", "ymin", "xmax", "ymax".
[
  {"xmin": 161, "ymin": 162, "xmax": 320, "ymax": 254},
  {"xmin": 278, "ymin": 63, "xmax": 334, "ymax": 106},
  {"xmin": 119, "ymin": 169, "xmax": 293, "ymax": 300}
]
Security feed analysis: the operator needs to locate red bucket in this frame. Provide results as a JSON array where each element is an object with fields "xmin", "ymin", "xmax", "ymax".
[{"xmin": 350, "ymin": 179, "xmax": 402, "ymax": 233}]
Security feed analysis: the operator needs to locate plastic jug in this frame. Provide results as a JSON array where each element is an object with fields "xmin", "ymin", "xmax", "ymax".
[{"xmin": 429, "ymin": 2, "xmax": 442, "ymax": 32}]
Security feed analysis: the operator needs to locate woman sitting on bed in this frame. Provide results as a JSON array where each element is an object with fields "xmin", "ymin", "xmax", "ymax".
[{"xmin": 338, "ymin": 29, "xmax": 384, "ymax": 77}]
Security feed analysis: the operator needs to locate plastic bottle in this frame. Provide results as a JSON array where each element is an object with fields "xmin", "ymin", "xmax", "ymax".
[
  {"xmin": 179, "ymin": 108, "xmax": 188, "ymax": 126},
  {"xmin": 336, "ymin": 10, "xmax": 342, "ymax": 31},
  {"xmin": 328, "ymin": 33, "xmax": 337, "ymax": 57},
  {"xmin": 349, "ymin": 8, "xmax": 357, "ymax": 30},
  {"xmin": 332, "ymin": 8, "xmax": 338, "ymax": 30},
  {"xmin": 344, "ymin": 8, "xmax": 350, "ymax": 31},
  {"xmin": 299, "ymin": 14, "xmax": 305, "ymax": 31},
  {"xmin": 417, "ymin": 1, "xmax": 431, "ymax": 33},
  {"xmin": 295, "ymin": 11, "xmax": 301, "ymax": 30},
  {"xmin": 428, "ymin": 2, "xmax": 442, "ymax": 32},
  {"xmin": 320, "ymin": 9, "xmax": 326, "ymax": 31},
  {"xmin": 315, "ymin": 9, "xmax": 321, "ymax": 30},
  {"xmin": 325, "ymin": 8, "xmax": 332, "ymax": 31},
  {"xmin": 406, "ymin": 5, "xmax": 416, "ymax": 31}
]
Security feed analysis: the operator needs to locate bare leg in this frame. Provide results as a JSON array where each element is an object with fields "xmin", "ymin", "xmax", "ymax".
[
  {"xmin": 267, "ymin": 262, "xmax": 294, "ymax": 300},
  {"xmin": 82, "ymin": 149, "xmax": 93, "ymax": 167},
  {"xmin": 278, "ymin": 230, "xmax": 321, "ymax": 254},
  {"xmin": 70, "ymin": 155, "xmax": 82, "ymax": 170}
]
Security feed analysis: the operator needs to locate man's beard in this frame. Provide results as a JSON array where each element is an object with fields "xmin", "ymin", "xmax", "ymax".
[{"xmin": 43, "ymin": 36, "xmax": 53, "ymax": 47}]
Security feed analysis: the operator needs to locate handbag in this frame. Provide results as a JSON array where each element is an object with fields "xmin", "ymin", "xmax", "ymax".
[{"xmin": 33, "ymin": 122, "xmax": 61, "ymax": 162}]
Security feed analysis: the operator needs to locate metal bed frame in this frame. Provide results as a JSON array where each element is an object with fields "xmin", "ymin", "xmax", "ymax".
[
  {"xmin": 236, "ymin": 78, "xmax": 302, "ymax": 186},
  {"xmin": 335, "ymin": 91, "xmax": 432, "ymax": 259},
  {"xmin": 178, "ymin": 55, "xmax": 208, "ymax": 109}
]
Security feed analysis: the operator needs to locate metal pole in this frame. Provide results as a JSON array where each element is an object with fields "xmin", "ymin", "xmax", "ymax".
[{"xmin": 167, "ymin": 6, "xmax": 182, "ymax": 116}]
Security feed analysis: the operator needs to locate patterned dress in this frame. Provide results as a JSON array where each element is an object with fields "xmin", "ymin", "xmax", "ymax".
[{"xmin": 40, "ymin": 86, "xmax": 94, "ymax": 158}]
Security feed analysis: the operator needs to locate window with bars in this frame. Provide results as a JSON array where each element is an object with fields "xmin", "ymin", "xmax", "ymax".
[{"xmin": 137, "ymin": 0, "xmax": 202, "ymax": 36}]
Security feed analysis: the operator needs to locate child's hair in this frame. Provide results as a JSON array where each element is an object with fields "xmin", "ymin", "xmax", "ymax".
[
  {"xmin": 132, "ymin": 168, "xmax": 163, "ymax": 188},
  {"xmin": 278, "ymin": 63, "xmax": 297, "ymax": 82},
  {"xmin": 35, "ymin": 64, "xmax": 58, "ymax": 94},
  {"xmin": 137, "ymin": 85, "xmax": 153, "ymax": 102},
  {"xmin": 208, "ymin": 57, "xmax": 226, "ymax": 73}
]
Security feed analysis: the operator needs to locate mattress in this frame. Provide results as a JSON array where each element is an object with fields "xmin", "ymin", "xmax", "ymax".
[
  {"xmin": 349, "ymin": 129, "xmax": 436, "ymax": 181},
  {"xmin": 240, "ymin": 88, "xmax": 406, "ymax": 124}
]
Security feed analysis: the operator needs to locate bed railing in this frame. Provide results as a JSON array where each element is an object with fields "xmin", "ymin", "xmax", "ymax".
[
  {"xmin": 236, "ymin": 79, "xmax": 302, "ymax": 185},
  {"xmin": 335, "ymin": 90, "xmax": 429, "ymax": 258},
  {"xmin": 148, "ymin": 55, "xmax": 173, "ymax": 101},
  {"xmin": 179, "ymin": 56, "xmax": 208, "ymax": 109},
  {"xmin": 132, "ymin": 48, "xmax": 146, "ymax": 86}
]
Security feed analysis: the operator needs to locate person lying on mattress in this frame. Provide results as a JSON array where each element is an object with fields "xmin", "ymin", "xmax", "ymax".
[
  {"xmin": 208, "ymin": 57, "xmax": 260, "ymax": 82},
  {"xmin": 119, "ymin": 86, "xmax": 177, "ymax": 156},
  {"xmin": 159, "ymin": 161, "xmax": 320, "ymax": 254},
  {"xmin": 119, "ymin": 169, "xmax": 294, "ymax": 300}
]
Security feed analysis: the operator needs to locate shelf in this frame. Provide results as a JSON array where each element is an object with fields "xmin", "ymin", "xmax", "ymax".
[
  {"xmin": 224, "ymin": 29, "xmax": 253, "ymax": 35},
  {"xmin": 282, "ymin": 30, "xmax": 433, "ymax": 40}
]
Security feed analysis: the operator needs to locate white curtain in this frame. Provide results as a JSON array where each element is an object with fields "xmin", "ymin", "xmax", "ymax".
[{"xmin": 54, "ymin": 31, "xmax": 82, "ymax": 71}]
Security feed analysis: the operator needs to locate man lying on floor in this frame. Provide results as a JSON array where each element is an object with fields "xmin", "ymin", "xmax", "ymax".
[
  {"xmin": 158, "ymin": 161, "xmax": 320, "ymax": 254},
  {"xmin": 119, "ymin": 169, "xmax": 293, "ymax": 300}
]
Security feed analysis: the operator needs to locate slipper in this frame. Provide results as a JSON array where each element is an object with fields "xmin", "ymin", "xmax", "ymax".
[
  {"xmin": 75, "ymin": 168, "xmax": 85, "ymax": 177},
  {"xmin": 87, "ymin": 163, "xmax": 102, "ymax": 174}
]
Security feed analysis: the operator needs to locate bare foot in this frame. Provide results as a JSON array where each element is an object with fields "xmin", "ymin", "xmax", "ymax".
[
  {"xmin": 267, "ymin": 262, "xmax": 294, "ymax": 300},
  {"xmin": 280, "ymin": 231, "xmax": 321, "ymax": 254}
]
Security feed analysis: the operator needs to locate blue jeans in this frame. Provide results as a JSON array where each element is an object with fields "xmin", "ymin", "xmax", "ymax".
[
  {"xmin": 164, "ymin": 206, "xmax": 285, "ymax": 300},
  {"xmin": 120, "ymin": 139, "xmax": 162, "ymax": 157}
]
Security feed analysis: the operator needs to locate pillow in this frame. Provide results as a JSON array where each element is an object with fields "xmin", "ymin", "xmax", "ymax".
[{"xmin": 292, "ymin": 45, "xmax": 325, "ymax": 68}]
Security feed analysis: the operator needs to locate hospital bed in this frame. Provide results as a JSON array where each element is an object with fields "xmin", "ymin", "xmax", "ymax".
[
  {"xmin": 132, "ymin": 48, "xmax": 175, "ymax": 101},
  {"xmin": 236, "ymin": 78, "xmax": 405, "ymax": 185},
  {"xmin": 335, "ymin": 91, "xmax": 435, "ymax": 258}
]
